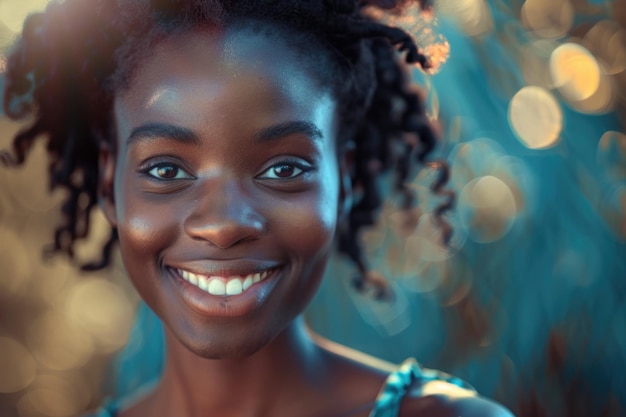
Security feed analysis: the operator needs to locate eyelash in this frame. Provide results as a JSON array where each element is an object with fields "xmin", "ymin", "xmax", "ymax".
[
  {"xmin": 139, "ymin": 158, "xmax": 314, "ymax": 182},
  {"xmin": 257, "ymin": 159, "xmax": 314, "ymax": 180},
  {"xmin": 140, "ymin": 162, "xmax": 193, "ymax": 181}
]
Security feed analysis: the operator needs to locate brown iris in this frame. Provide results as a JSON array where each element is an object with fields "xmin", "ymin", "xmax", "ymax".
[{"xmin": 272, "ymin": 164, "xmax": 295, "ymax": 178}]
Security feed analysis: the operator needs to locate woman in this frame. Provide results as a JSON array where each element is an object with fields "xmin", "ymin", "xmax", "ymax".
[{"xmin": 2, "ymin": 0, "xmax": 513, "ymax": 416}]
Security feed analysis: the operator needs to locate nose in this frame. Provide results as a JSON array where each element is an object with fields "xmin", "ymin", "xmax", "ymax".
[{"xmin": 183, "ymin": 179, "xmax": 266, "ymax": 249}]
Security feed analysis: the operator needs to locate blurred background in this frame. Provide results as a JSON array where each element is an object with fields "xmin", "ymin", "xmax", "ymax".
[{"xmin": 0, "ymin": 0, "xmax": 625, "ymax": 416}]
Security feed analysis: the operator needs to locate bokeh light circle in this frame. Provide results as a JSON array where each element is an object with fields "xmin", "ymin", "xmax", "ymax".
[
  {"xmin": 583, "ymin": 20, "xmax": 626, "ymax": 76},
  {"xmin": 0, "ymin": 226, "xmax": 33, "ymax": 299},
  {"xmin": 65, "ymin": 278, "xmax": 134, "ymax": 353},
  {"xmin": 448, "ymin": 137, "xmax": 506, "ymax": 189},
  {"xmin": 520, "ymin": 39, "xmax": 560, "ymax": 90},
  {"xmin": 509, "ymin": 86, "xmax": 563, "ymax": 149},
  {"xmin": 405, "ymin": 213, "xmax": 466, "ymax": 263},
  {"xmin": 458, "ymin": 175, "xmax": 518, "ymax": 243},
  {"xmin": 597, "ymin": 131, "xmax": 626, "ymax": 181},
  {"xmin": 567, "ymin": 65, "xmax": 615, "ymax": 114},
  {"xmin": 521, "ymin": 0, "xmax": 574, "ymax": 39},
  {"xmin": 19, "ymin": 374, "xmax": 91, "ymax": 417},
  {"xmin": 0, "ymin": 337, "xmax": 37, "ymax": 393},
  {"xmin": 27, "ymin": 311, "xmax": 95, "ymax": 371},
  {"xmin": 436, "ymin": 0, "xmax": 494, "ymax": 37},
  {"xmin": 550, "ymin": 43, "xmax": 601, "ymax": 102}
]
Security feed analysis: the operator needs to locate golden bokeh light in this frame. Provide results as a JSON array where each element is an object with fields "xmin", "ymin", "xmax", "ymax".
[
  {"xmin": 72, "ymin": 208, "xmax": 115, "ymax": 264},
  {"xmin": 404, "ymin": 259, "xmax": 449, "ymax": 294},
  {"xmin": 65, "ymin": 278, "xmax": 134, "ymax": 353},
  {"xmin": 0, "ymin": 126, "xmax": 66, "ymax": 213},
  {"xmin": 448, "ymin": 138, "xmax": 507, "ymax": 189},
  {"xmin": 567, "ymin": 65, "xmax": 615, "ymax": 114},
  {"xmin": 0, "ymin": 0, "xmax": 50, "ymax": 33},
  {"xmin": 583, "ymin": 20, "xmax": 626, "ymax": 76},
  {"xmin": 490, "ymin": 155, "xmax": 534, "ymax": 215},
  {"xmin": 27, "ymin": 310, "xmax": 95, "ymax": 371},
  {"xmin": 597, "ymin": 130, "xmax": 626, "ymax": 181},
  {"xmin": 521, "ymin": 0, "xmax": 574, "ymax": 39},
  {"xmin": 0, "ymin": 337, "xmax": 37, "ymax": 393},
  {"xmin": 31, "ymin": 259, "xmax": 75, "ymax": 304},
  {"xmin": 458, "ymin": 175, "xmax": 518, "ymax": 243},
  {"xmin": 509, "ymin": 86, "xmax": 563, "ymax": 149},
  {"xmin": 520, "ymin": 39, "xmax": 560, "ymax": 90},
  {"xmin": 19, "ymin": 374, "xmax": 91, "ymax": 417},
  {"xmin": 405, "ymin": 213, "xmax": 466, "ymax": 263},
  {"xmin": 0, "ymin": 225, "xmax": 33, "ymax": 298},
  {"xmin": 550, "ymin": 43, "xmax": 601, "ymax": 102},
  {"xmin": 436, "ymin": 0, "xmax": 493, "ymax": 37}
]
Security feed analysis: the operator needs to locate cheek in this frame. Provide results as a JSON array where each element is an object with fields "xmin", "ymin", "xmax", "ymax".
[
  {"xmin": 114, "ymin": 173, "xmax": 179, "ymax": 263},
  {"xmin": 278, "ymin": 173, "xmax": 340, "ymax": 260}
]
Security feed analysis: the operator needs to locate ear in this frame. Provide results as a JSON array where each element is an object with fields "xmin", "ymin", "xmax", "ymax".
[
  {"xmin": 98, "ymin": 144, "xmax": 118, "ymax": 227},
  {"xmin": 338, "ymin": 142, "xmax": 355, "ymax": 221}
]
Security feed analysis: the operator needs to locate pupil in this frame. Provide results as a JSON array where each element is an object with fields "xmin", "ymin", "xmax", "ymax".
[
  {"xmin": 274, "ymin": 165, "xmax": 294, "ymax": 178},
  {"xmin": 158, "ymin": 166, "xmax": 177, "ymax": 178}
]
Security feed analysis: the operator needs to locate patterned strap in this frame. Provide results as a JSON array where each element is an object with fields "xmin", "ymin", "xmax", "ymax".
[{"xmin": 368, "ymin": 358, "xmax": 475, "ymax": 417}]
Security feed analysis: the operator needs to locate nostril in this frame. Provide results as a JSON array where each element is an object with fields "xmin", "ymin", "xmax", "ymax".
[
  {"xmin": 183, "ymin": 180, "xmax": 266, "ymax": 248},
  {"xmin": 184, "ymin": 213, "xmax": 266, "ymax": 249}
]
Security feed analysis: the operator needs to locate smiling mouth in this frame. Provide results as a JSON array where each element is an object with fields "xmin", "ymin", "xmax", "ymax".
[{"xmin": 174, "ymin": 268, "xmax": 276, "ymax": 296}]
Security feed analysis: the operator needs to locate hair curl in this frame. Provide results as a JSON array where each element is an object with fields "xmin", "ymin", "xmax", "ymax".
[{"xmin": 2, "ymin": 0, "xmax": 453, "ymax": 299}]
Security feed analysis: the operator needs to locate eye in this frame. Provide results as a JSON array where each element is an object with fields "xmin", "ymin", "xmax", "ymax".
[
  {"xmin": 258, "ymin": 161, "xmax": 309, "ymax": 180},
  {"xmin": 144, "ymin": 162, "xmax": 193, "ymax": 180}
]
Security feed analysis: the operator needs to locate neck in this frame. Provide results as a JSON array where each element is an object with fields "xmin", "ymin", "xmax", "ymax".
[{"xmin": 150, "ymin": 317, "xmax": 327, "ymax": 417}]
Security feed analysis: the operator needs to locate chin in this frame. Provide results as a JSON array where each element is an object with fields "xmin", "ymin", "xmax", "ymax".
[{"xmin": 166, "ymin": 315, "xmax": 287, "ymax": 360}]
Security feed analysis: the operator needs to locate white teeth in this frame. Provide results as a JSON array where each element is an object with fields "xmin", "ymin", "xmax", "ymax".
[
  {"xmin": 243, "ymin": 276, "xmax": 253, "ymax": 291},
  {"xmin": 177, "ymin": 268, "xmax": 274, "ymax": 296},
  {"xmin": 198, "ymin": 275, "xmax": 208, "ymax": 291},
  {"xmin": 226, "ymin": 279, "xmax": 243, "ymax": 295},
  {"xmin": 208, "ymin": 279, "xmax": 226, "ymax": 296}
]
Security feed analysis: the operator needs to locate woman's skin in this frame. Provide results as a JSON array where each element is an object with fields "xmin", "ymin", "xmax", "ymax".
[{"xmin": 98, "ymin": 25, "xmax": 512, "ymax": 417}]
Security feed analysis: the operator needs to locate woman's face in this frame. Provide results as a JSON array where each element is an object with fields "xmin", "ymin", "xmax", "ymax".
[{"xmin": 102, "ymin": 27, "xmax": 344, "ymax": 358}]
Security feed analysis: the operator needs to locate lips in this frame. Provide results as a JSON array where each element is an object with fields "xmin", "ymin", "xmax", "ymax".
[{"xmin": 175, "ymin": 268, "xmax": 275, "ymax": 296}]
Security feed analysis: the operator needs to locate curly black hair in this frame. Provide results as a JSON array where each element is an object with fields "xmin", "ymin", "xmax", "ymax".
[{"xmin": 1, "ymin": 0, "xmax": 452, "ymax": 299}]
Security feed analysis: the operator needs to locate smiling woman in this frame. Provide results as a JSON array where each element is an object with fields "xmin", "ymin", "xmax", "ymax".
[{"xmin": 2, "ymin": 1, "xmax": 512, "ymax": 416}]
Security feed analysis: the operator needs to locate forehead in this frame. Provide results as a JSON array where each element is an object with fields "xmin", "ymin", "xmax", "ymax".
[{"xmin": 114, "ymin": 26, "xmax": 337, "ymax": 133}]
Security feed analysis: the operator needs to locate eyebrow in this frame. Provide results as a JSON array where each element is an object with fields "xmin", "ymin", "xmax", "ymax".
[
  {"xmin": 253, "ymin": 121, "xmax": 323, "ymax": 143},
  {"xmin": 127, "ymin": 123, "xmax": 199, "ymax": 146},
  {"xmin": 126, "ymin": 120, "xmax": 323, "ymax": 147}
]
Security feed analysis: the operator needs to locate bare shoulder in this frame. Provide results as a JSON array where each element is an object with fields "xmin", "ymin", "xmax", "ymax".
[
  {"xmin": 398, "ymin": 380, "xmax": 515, "ymax": 417},
  {"xmin": 311, "ymin": 334, "xmax": 515, "ymax": 417}
]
